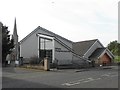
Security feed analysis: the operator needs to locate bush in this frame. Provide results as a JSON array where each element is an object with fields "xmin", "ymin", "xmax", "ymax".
[
  {"xmin": 115, "ymin": 56, "xmax": 120, "ymax": 63},
  {"xmin": 29, "ymin": 56, "xmax": 39, "ymax": 65}
]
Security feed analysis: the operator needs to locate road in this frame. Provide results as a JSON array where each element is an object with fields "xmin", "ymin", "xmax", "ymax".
[{"xmin": 2, "ymin": 66, "xmax": 119, "ymax": 89}]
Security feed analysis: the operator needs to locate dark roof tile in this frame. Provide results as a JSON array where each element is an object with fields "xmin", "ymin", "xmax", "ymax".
[
  {"xmin": 73, "ymin": 39, "xmax": 98, "ymax": 56},
  {"xmin": 89, "ymin": 48, "xmax": 106, "ymax": 60}
]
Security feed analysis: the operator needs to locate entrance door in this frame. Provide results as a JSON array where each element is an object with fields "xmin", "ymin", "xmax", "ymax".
[{"xmin": 39, "ymin": 50, "xmax": 52, "ymax": 63}]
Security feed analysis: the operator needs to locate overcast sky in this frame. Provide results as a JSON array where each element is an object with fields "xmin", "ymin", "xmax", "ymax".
[{"xmin": 0, "ymin": 0, "xmax": 119, "ymax": 46}]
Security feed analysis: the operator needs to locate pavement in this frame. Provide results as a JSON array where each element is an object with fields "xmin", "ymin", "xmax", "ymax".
[{"xmin": 2, "ymin": 65, "xmax": 119, "ymax": 88}]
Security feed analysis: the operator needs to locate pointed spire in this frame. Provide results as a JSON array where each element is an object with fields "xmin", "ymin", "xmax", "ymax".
[
  {"xmin": 12, "ymin": 18, "xmax": 19, "ymax": 60},
  {"xmin": 13, "ymin": 18, "xmax": 18, "ymax": 37}
]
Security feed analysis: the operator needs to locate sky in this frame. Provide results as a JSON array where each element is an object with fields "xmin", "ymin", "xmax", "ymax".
[{"xmin": 0, "ymin": 0, "xmax": 119, "ymax": 46}]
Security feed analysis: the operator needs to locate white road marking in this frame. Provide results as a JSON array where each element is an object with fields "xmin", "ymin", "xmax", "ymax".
[
  {"xmin": 62, "ymin": 77, "xmax": 101, "ymax": 86},
  {"xmin": 109, "ymin": 75, "xmax": 118, "ymax": 77},
  {"xmin": 62, "ymin": 72, "xmax": 118, "ymax": 87},
  {"xmin": 101, "ymin": 73, "xmax": 118, "ymax": 77},
  {"xmin": 62, "ymin": 79, "xmax": 85, "ymax": 86},
  {"xmin": 101, "ymin": 74, "xmax": 110, "ymax": 77}
]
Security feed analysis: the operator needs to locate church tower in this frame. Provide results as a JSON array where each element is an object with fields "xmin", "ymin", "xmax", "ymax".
[{"xmin": 13, "ymin": 18, "xmax": 19, "ymax": 61}]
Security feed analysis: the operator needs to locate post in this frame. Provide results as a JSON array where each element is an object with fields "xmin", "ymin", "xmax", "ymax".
[
  {"xmin": 44, "ymin": 57, "xmax": 50, "ymax": 71},
  {"xmin": 0, "ymin": 22, "xmax": 2, "ymax": 90},
  {"xmin": 0, "ymin": 22, "xmax": 2, "ymax": 65},
  {"xmin": 52, "ymin": 38, "xmax": 55, "ymax": 63}
]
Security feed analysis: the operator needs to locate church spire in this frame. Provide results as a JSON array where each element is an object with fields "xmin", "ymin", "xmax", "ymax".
[
  {"xmin": 13, "ymin": 18, "xmax": 18, "ymax": 37},
  {"xmin": 12, "ymin": 18, "xmax": 19, "ymax": 61}
]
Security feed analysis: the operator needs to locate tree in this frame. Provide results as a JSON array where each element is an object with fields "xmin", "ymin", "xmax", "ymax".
[
  {"xmin": 107, "ymin": 40, "xmax": 120, "ymax": 56},
  {"xmin": 2, "ymin": 25, "xmax": 14, "ymax": 66}
]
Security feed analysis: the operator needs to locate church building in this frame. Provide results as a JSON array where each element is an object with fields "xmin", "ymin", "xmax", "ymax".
[
  {"xmin": 6, "ymin": 18, "xmax": 19, "ymax": 66},
  {"xmin": 7, "ymin": 19, "xmax": 114, "ymax": 67},
  {"xmin": 19, "ymin": 26, "xmax": 88, "ymax": 66}
]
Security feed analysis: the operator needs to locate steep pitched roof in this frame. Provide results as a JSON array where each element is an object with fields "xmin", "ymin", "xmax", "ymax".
[
  {"xmin": 13, "ymin": 18, "xmax": 18, "ymax": 37},
  {"xmin": 73, "ymin": 39, "xmax": 98, "ymax": 56},
  {"xmin": 89, "ymin": 48, "xmax": 114, "ymax": 60},
  {"xmin": 89, "ymin": 48, "xmax": 106, "ymax": 60},
  {"xmin": 20, "ymin": 26, "xmax": 72, "ymax": 44}
]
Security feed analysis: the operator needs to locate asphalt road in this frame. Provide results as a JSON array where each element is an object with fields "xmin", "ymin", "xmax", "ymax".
[{"xmin": 2, "ymin": 66, "xmax": 119, "ymax": 88}]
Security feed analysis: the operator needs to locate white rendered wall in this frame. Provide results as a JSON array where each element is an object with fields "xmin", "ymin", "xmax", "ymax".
[
  {"xmin": 54, "ymin": 41, "xmax": 73, "ymax": 65},
  {"xmin": 20, "ymin": 27, "xmax": 73, "ymax": 64},
  {"xmin": 20, "ymin": 33, "xmax": 38, "ymax": 58},
  {"xmin": 20, "ymin": 28, "xmax": 54, "ymax": 59}
]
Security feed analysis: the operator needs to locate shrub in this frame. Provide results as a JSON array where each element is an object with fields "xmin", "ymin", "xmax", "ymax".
[{"xmin": 115, "ymin": 56, "xmax": 120, "ymax": 63}]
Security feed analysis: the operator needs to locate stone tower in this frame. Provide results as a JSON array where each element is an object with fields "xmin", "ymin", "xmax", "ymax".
[{"xmin": 12, "ymin": 18, "xmax": 19, "ymax": 61}]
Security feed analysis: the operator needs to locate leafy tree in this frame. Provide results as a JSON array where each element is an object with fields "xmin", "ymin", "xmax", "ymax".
[
  {"xmin": 107, "ymin": 40, "xmax": 120, "ymax": 56},
  {"xmin": 2, "ymin": 25, "xmax": 14, "ymax": 66}
]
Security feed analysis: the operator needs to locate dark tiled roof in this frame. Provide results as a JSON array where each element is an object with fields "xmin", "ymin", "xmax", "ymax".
[
  {"xmin": 73, "ymin": 39, "xmax": 98, "ymax": 56},
  {"xmin": 89, "ymin": 48, "xmax": 106, "ymax": 60}
]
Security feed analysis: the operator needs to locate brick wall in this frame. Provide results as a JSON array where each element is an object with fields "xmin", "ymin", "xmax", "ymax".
[{"xmin": 99, "ymin": 53, "xmax": 111, "ymax": 65}]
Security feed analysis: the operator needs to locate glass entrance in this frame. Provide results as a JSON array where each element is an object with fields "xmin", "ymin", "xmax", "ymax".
[
  {"xmin": 39, "ymin": 49, "xmax": 52, "ymax": 63},
  {"xmin": 38, "ymin": 37, "xmax": 53, "ymax": 63}
]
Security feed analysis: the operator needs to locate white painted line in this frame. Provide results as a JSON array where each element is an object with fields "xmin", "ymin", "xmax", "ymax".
[
  {"xmin": 109, "ymin": 75, "xmax": 118, "ymax": 77},
  {"xmin": 82, "ymin": 78, "xmax": 101, "ymax": 83},
  {"xmin": 62, "ymin": 79, "xmax": 85, "ymax": 86},
  {"xmin": 101, "ymin": 73, "xmax": 118, "ymax": 77},
  {"xmin": 101, "ymin": 74, "xmax": 110, "ymax": 77},
  {"xmin": 62, "ymin": 77, "xmax": 101, "ymax": 86},
  {"xmin": 62, "ymin": 72, "xmax": 118, "ymax": 87},
  {"xmin": 83, "ymin": 78, "xmax": 94, "ymax": 83}
]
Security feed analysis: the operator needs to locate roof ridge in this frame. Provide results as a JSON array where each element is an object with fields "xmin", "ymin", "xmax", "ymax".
[
  {"xmin": 20, "ymin": 26, "xmax": 40, "ymax": 43},
  {"xmin": 74, "ymin": 39, "xmax": 98, "ymax": 43},
  {"xmin": 20, "ymin": 26, "xmax": 73, "ymax": 43},
  {"xmin": 38, "ymin": 26, "xmax": 73, "ymax": 43}
]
